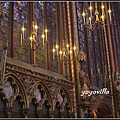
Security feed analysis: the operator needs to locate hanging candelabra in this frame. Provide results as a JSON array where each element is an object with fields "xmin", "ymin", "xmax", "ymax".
[
  {"xmin": 20, "ymin": 20, "xmax": 48, "ymax": 50},
  {"xmin": 82, "ymin": 2, "xmax": 112, "ymax": 30},
  {"xmin": 52, "ymin": 40, "xmax": 76, "ymax": 62},
  {"xmin": 52, "ymin": 40, "xmax": 86, "ymax": 62}
]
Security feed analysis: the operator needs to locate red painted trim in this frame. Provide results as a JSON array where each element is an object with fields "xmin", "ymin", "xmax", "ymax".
[
  {"xmin": 29, "ymin": 2, "xmax": 34, "ymax": 65},
  {"xmin": 11, "ymin": 3, "xmax": 14, "ymax": 58}
]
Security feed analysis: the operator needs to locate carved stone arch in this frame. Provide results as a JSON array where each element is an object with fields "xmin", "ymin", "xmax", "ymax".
[
  {"xmin": 29, "ymin": 80, "xmax": 53, "ymax": 110},
  {"xmin": 92, "ymin": 95, "xmax": 112, "ymax": 118},
  {"xmin": 57, "ymin": 87, "xmax": 73, "ymax": 113},
  {"xmin": 4, "ymin": 72, "xmax": 29, "ymax": 108},
  {"xmin": 93, "ymin": 102, "xmax": 112, "ymax": 118},
  {"xmin": 3, "ymin": 76, "xmax": 19, "ymax": 107},
  {"xmin": 92, "ymin": 95, "xmax": 112, "ymax": 111},
  {"xmin": 11, "ymin": 95, "xmax": 24, "ymax": 118}
]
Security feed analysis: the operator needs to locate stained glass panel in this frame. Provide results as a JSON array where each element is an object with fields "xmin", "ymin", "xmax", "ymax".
[
  {"xmin": 13, "ymin": 2, "xmax": 29, "ymax": 63},
  {"xmin": 76, "ymin": 2, "xmax": 86, "ymax": 53},
  {"xmin": 47, "ymin": 2, "xmax": 60, "ymax": 73},
  {"xmin": 111, "ymin": 3, "xmax": 120, "ymax": 70},
  {"xmin": 0, "ymin": 2, "xmax": 10, "ymax": 54},
  {"xmin": 34, "ymin": 2, "xmax": 46, "ymax": 69}
]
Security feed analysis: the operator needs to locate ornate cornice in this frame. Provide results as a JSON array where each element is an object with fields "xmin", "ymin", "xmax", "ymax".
[{"xmin": 5, "ymin": 58, "xmax": 74, "ymax": 88}]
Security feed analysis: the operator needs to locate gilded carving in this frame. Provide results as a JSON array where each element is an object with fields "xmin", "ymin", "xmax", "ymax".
[{"xmin": 4, "ymin": 62, "xmax": 74, "ymax": 116}]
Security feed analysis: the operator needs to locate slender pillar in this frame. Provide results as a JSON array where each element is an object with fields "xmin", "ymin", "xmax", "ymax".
[
  {"xmin": 44, "ymin": 3, "xmax": 50, "ymax": 70},
  {"xmin": 57, "ymin": 2, "xmax": 64, "ymax": 74},
  {"xmin": 29, "ymin": 2, "xmax": 34, "ymax": 65},
  {"xmin": 66, "ymin": 2, "xmax": 77, "ymax": 118},
  {"xmin": 10, "ymin": 3, "xmax": 14, "ymax": 58},
  {"xmin": 63, "ymin": 2, "xmax": 71, "ymax": 80}
]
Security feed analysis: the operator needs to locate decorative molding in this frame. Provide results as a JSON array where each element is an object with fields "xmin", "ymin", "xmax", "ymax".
[
  {"xmin": 2, "ymin": 60, "xmax": 74, "ymax": 115},
  {"xmin": 92, "ymin": 94, "xmax": 112, "ymax": 111}
]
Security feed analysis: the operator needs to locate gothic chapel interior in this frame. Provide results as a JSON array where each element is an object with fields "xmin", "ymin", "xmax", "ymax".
[{"xmin": 0, "ymin": 1, "xmax": 120, "ymax": 118}]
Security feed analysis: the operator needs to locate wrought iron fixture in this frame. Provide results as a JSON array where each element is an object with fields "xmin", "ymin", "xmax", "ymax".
[
  {"xmin": 52, "ymin": 40, "xmax": 86, "ymax": 62},
  {"xmin": 20, "ymin": 19, "xmax": 48, "ymax": 50},
  {"xmin": 82, "ymin": 2, "xmax": 112, "ymax": 30}
]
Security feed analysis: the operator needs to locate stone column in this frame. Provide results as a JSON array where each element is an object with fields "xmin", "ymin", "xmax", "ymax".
[
  {"xmin": 60, "ymin": 111, "xmax": 64, "ymax": 118},
  {"xmin": 36, "ymin": 110, "xmax": 42, "ymax": 118},
  {"xmin": 49, "ymin": 110, "xmax": 55, "ymax": 118},
  {"xmin": 21, "ymin": 108, "xmax": 29, "ymax": 118},
  {"xmin": 5, "ymin": 106, "xmax": 12, "ymax": 118},
  {"xmin": 69, "ymin": 111, "xmax": 75, "ymax": 118}
]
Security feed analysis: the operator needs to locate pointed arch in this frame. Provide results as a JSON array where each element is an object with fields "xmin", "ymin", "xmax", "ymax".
[
  {"xmin": 29, "ymin": 80, "xmax": 53, "ymax": 110},
  {"xmin": 93, "ymin": 102, "xmax": 112, "ymax": 118},
  {"xmin": 59, "ymin": 87, "xmax": 73, "ymax": 112},
  {"xmin": 4, "ymin": 72, "xmax": 29, "ymax": 108}
]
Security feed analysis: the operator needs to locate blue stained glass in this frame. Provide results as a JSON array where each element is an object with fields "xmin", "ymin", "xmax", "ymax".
[
  {"xmin": 13, "ymin": 2, "xmax": 28, "ymax": 62},
  {"xmin": 0, "ymin": 2, "xmax": 10, "ymax": 55}
]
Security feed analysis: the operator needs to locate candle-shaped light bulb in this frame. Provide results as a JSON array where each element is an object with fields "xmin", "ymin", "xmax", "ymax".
[
  {"xmin": 66, "ymin": 44, "xmax": 69, "ymax": 54},
  {"xmin": 101, "ymin": 3, "xmax": 105, "ymax": 22},
  {"xmin": 108, "ymin": 2, "xmax": 111, "ymax": 21},
  {"xmin": 98, "ymin": 68, "xmax": 100, "ymax": 75},
  {"xmin": 33, "ymin": 34, "xmax": 35, "ymax": 42},
  {"xmin": 101, "ymin": 15, "xmax": 104, "ymax": 22},
  {"xmin": 66, "ymin": 44, "xmax": 69, "ymax": 48},
  {"xmin": 89, "ymin": 17, "xmax": 92, "ymax": 25},
  {"xmin": 22, "ymin": 27, "xmax": 25, "ymax": 32},
  {"xmin": 30, "ymin": 36, "xmax": 32, "ymax": 48},
  {"xmin": 89, "ymin": 2, "xmax": 92, "ymax": 24},
  {"xmin": 89, "ymin": 6, "xmax": 92, "ymax": 10},
  {"xmin": 42, "ymin": 34, "xmax": 45, "ymax": 45},
  {"xmin": 30, "ymin": 37, "xmax": 32, "ymax": 40},
  {"xmin": 73, "ymin": 46, "xmax": 76, "ymax": 56},
  {"xmin": 59, "ymin": 51, "xmax": 62, "ymax": 60},
  {"xmin": 45, "ymin": 29, "xmax": 48, "ymax": 41},
  {"xmin": 82, "ymin": 12, "xmax": 85, "ymax": 24},
  {"xmin": 70, "ymin": 50, "xmax": 72, "ymax": 54},
  {"xmin": 82, "ymin": 4, "xmax": 86, "ymax": 24},
  {"xmin": 108, "ymin": 9, "xmax": 111, "ymax": 14},
  {"xmin": 21, "ymin": 34, "xmax": 23, "ymax": 45},
  {"xmin": 101, "ymin": 5, "xmax": 104, "ymax": 9},
  {"xmin": 73, "ymin": 46, "xmax": 76, "ymax": 50},
  {"xmin": 89, "ymin": 3, "xmax": 92, "ymax": 11},
  {"xmin": 22, "ymin": 26, "xmax": 25, "ymax": 39},
  {"xmin": 52, "ymin": 48, "xmax": 55, "ymax": 59},
  {"xmin": 34, "ymin": 24, "xmax": 38, "ymax": 36},
  {"xmin": 55, "ymin": 45, "xmax": 59, "ymax": 55}
]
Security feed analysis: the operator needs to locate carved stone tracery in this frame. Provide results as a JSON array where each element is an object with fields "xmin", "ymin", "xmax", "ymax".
[{"xmin": 0, "ymin": 61, "xmax": 75, "ymax": 118}]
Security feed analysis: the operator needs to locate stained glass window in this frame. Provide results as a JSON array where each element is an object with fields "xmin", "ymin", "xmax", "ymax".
[
  {"xmin": 47, "ymin": 2, "xmax": 60, "ymax": 73},
  {"xmin": 34, "ymin": 2, "xmax": 46, "ymax": 69},
  {"xmin": 14, "ymin": 2, "xmax": 29, "ymax": 63},
  {"xmin": 0, "ymin": 2, "xmax": 10, "ymax": 54},
  {"xmin": 76, "ymin": 2, "xmax": 86, "ymax": 53},
  {"xmin": 111, "ymin": 3, "xmax": 120, "ymax": 70},
  {"xmin": 76, "ymin": 2, "xmax": 102, "ymax": 86},
  {"xmin": 76, "ymin": 2, "xmax": 89, "ymax": 76},
  {"xmin": 84, "ymin": 2, "xmax": 97, "ymax": 85},
  {"xmin": 93, "ymin": 30, "xmax": 102, "ymax": 87}
]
